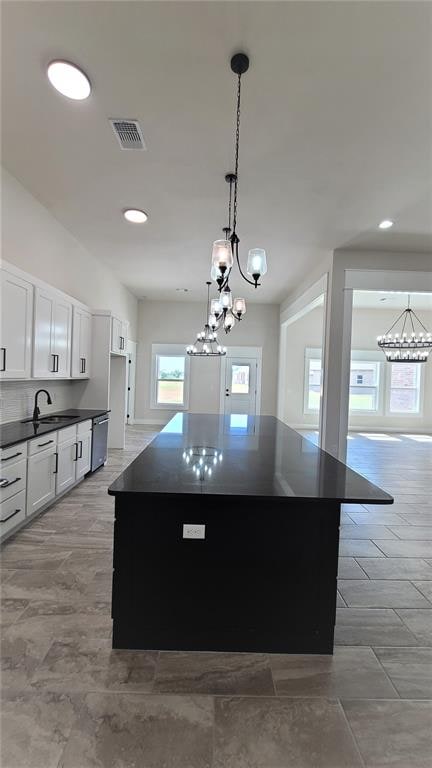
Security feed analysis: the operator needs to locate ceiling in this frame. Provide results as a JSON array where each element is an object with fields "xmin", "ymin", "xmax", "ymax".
[
  {"xmin": 353, "ymin": 291, "xmax": 432, "ymax": 312},
  {"xmin": 2, "ymin": 1, "xmax": 431, "ymax": 303}
]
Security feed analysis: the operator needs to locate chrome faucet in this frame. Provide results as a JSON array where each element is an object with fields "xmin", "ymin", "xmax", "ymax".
[{"xmin": 33, "ymin": 389, "xmax": 52, "ymax": 421}]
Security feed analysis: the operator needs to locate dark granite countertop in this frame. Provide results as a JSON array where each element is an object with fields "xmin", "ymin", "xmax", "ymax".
[
  {"xmin": 0, "ymin": 409, "xmax": 110, "ymax": 449},
  {"xmin": 108, "ymin": 413, "xmax": 394, "ymax": 503}
]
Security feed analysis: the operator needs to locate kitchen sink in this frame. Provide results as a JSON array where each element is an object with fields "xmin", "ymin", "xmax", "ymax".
[{"xmin": 39, "ymin": 416, "xmax": 76, "ymax": 424}]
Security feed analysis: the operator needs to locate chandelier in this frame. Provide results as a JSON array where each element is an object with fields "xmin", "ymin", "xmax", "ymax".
[
  {"xmin": 182, "ymin": 446, "xmax": 223, "ymax": 481},
  {"xmin": 377, "ymin": 297, "xmax": 432, "ymax": 363},
  {"xmin": 186, "ymin": 282, "xmax": 227, "ymax": 357},
  {"xmin": 209, "ymin": 52, "xmax": 268, "ymax": 334}
]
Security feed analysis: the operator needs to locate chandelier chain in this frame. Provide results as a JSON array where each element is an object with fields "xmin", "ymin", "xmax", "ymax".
[{"xmin": 232, "ymin": 73, "xmax": 242, "ymax": 233}]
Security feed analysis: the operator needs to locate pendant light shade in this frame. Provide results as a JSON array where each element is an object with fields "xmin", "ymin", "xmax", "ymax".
[
  {"xmin": 211, "ymin": 298, "xmax": 222, "ymax": 318},
  {"xmin": 221, "ymin": 286, "xmax": 233, "ymax": 309},
  {"xmin": 247, "ymin": 248, "xmax": 268, "ymax": 278},
  {"xmin": 224, "ymin": 314, "xmax": 235, "ymax": 333},
  {"xmin": 212, "ymin": 240, "xmax": 233, "ymax": 271},
  {"xmin": 233, "ymin": 297, "xmax": 246, "ymax": 318}
]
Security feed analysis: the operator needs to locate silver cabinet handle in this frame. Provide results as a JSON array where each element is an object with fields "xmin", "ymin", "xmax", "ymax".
[{"xmin": 97, "ymin": 418, "xmax": 109, "ymax": 425}]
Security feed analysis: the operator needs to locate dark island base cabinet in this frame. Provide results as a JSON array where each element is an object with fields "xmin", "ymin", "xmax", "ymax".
[{"xmin": 112, "ymin": 495, "xmax": 341, "ymax": 654}]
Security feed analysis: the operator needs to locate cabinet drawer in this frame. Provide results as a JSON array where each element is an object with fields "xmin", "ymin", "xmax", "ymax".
[
  {"xmin": 77, "ymin": 419, "xmax": 92, "ymax": 435},
  {"xmin": 0, "ymin": 490, "xmax": 26, "ymax": 539},
  {"xmin": 0, "ymin": 442, "xmax": 27, "ymax": 464},
  {"xmin": 58, "ymin": 425, "xmax": 77, "ymax": 444},
  {"xmin": 0, "ymin": 458, "xmax": 27, "ymax": 503},
  {"xmin": 28, "ymin": 433, "xmax": 57, "ymax": 456}
]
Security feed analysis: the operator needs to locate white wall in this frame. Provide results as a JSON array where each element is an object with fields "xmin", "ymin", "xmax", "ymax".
[
  {"xmin": 135, "ymin": 300, "xmax": 280, "ymax": 424},
  {"xmin": 1, "ymin": 167, "xmax": 138, "ymax": 339},
  {"xmin": 279, "ymin": 305, "xmax": 432, "ymax": 431}
]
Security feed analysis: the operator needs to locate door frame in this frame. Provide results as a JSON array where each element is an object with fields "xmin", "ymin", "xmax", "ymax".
[
  {"xmin": 126, "ymin": 340, "xmax": 137, "ymax": 424},
  {"xmin": 219, "ymin": 346, "xmax": 262, "ymax": 416}
]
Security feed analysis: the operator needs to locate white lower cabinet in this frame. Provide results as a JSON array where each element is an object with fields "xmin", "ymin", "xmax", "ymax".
[
  {"xmin": 56, "ymin": 436, "xmax": 78, "ymax": 495},
  {"xmin": 27, "ymin": 444, "xmax": 57, "ymax": 517},
  {"xmin": 76, "ymin": 430, "xmax": 92, "ymax": 479},
  {"xmin": 0, "ymin": 490, "xmax": 26, "ymax": 538}
]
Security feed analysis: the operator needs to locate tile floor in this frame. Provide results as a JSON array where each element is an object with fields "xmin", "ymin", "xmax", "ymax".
[{"xmin": 1, "ymin": 427, "xmax": 432, "ymax": 767}]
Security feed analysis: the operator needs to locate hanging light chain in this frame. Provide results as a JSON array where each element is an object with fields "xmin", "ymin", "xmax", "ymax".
[{"xmin": 232, "ymin": 73, "xmax": 242, "ymax": 234}]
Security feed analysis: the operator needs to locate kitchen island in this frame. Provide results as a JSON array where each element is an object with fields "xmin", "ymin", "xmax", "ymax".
[{"xmin": 108, "ymin": 413, "xmax": 393, "ymax": 654}]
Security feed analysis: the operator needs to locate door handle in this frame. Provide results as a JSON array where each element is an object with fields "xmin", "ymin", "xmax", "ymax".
[
  {"xmin": 51, "ymin": 353, "xmax": 57, "ymax": 373},
  {"xmin": 53, "ymin": 452, "xmax": 59, "ymax": 474},
  {"xmin": 74, "ymin": 442, "xmax": 79, "ymax": 461},
  {"xmin": 1, "ymin": 452, "xmax": 22, "ymax": 462},
  {"xmin": 1, "ymin": 508, "xmax": 21, "ymax": 524},
  {"xmin": 79, "ymin": 440, "xmax": 83, "ymax": 459},
  {"xmin": 0, "ymin": 347, "xmax": 6, "ymax": 372},
  {"xmin": 0, "ymin": 477, "xmax": 21, "ymax": 489},
  {"xmin": 97, "ymin": 418, "xmax": 109, "ymax": 425},
  {"xmin": 55, "ymin": 354, "xmax": 59, "ymax": 373},
  {"xmin": 37, "ymin": 440, "xmax": 54, "ymax": 448}
]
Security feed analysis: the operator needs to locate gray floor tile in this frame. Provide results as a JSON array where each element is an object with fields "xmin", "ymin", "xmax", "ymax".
[
  {"xmin": 342, "ymin": 699, "xmax": 432, "ymax": 768},
  {"xmin": 340, "ymin": 524, "xmax": 397, "ymax": 539},
  {"xmin": 338, "ymin": 540, "xmax": 385, "ymax": 557},
  {"xmin": 338, "ymin": 580, "xmax": 430, "ymax": 608},
  {"xmin": 412, "ymin": 581, "xmax": 432, "ymax": 603},
  {"xmin": 60, "ymin": 692, "xmax": 213, "ymax": 768},
  {"xmin": 1, "ymin": 690, "xmax": 83, "ymax": 768},
  {"xmin": 30, "ymin": 639, "xmax": 157, "ymax": 693},
  {"xmin": 213, "ymin": 696, "xmax": 363, "ymax": 767},
  {"xmin": 373, "ymin": 647, "xmax": 432, "ymax": 698},
  {"xmin": 376, "ymin": 540, "xmax": 432, "ymax": 558},
  {"xmin": 347, "ymin": 512, "xmax": 406, "ymax": 525},
  {"xmin": 396, "ymin": 609, "xmax": 432, "ymax": 645},
  {"xmin": 356, "ymin": 557, "xmax": 432, "ymax": 580},
  {"xmin": 153, "ymin": 651, "xmax": 274, "ymax": 695},
  {"xmin": 270, "ymin": 647, "xmax": 397, "ymax": 698},
  {"xmin": 390, "ymin": 526, "xmax": 432, "ymax": 540},
  {"xmin": 338, "ymin": 558, "xmax": 368, "ymax": 579},
  {"xmin": 2, "ymin": 569, "xmax": 87, "ymax": 603},
  {"xmin": 0, "ymin": 544, "xmax": 73, "ymax": 570},
  {"xmin": 0, "ymin": 597, "xmax": 29, "ymax": 627},
  {"xmin": 335, "ymin": 608, "xmax": 418, "ymax": 646},
  {"xmin": 399, "ymin": 513, "xmax": 432, "ymax": 525}
]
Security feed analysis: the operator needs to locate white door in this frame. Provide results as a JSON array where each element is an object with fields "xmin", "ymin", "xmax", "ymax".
[
  {"xmin": 27, "ymin": 447, "xmax": 57, "ymax": 517},
  {"xmin": 0, "ymin": 270, "xmax": 33, "ymax": 379},
  {"xmin": 224, "ymin": 357, "xmax": 258, "ymax": 416},
  {"xmin": 53, "ymin": 298, "xmax": 72, "ymax": 377},
  {"xmin": 56, "ymin": 437, "xmax": 77, "ymax": 494},
  {"xmin": 76, "ymin": 430, "xmax": 92, "ymax": 478},
  {"xmin": 33, "ymin": 287, "xmax": 55, "ymax": 378}
]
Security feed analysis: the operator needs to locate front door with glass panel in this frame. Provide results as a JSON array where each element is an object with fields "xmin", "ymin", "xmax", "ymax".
[{"xmin": 224, "ymin": 357, "xmax": 257, "ymax": 416}]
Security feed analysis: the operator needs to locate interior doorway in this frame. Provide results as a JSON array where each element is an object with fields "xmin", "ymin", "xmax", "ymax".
[{"xmin": 220, "ymin": 347, "xmax": 262, "ymax": 417}]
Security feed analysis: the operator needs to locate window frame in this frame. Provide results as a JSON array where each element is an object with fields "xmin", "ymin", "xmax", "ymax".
[
  {"xmin": 385, "ymin": 361, "xmax": 424, "ymax": 418},
  {"xmin": 303, "ymin": 348, "xmax": 323, "ymax": 415},
  {"xmin": 151, "ymin": 343, "xmax": 191, "ymax": 410}
]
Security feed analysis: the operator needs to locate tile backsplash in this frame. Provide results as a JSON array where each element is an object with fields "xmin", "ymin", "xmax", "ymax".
[{"xmin": 0, "ymin": 380, "xmax": 85, "ymax": 424}]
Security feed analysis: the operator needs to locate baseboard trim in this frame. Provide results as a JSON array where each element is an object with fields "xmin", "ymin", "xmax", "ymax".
[{"xmin": 133, "ymin": 418, "xmax": 166, "ymax": 427}]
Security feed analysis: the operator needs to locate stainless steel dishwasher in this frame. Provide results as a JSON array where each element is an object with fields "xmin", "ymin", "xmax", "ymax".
[{"xmin": 91, "ymin": 413, "xmax": 110, "ymax": 472}]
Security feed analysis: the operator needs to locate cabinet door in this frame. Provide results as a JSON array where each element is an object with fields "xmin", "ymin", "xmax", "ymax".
[
  {"xmin": 53, "ymin": 298, "xmax": 72, "ymax": 377},
  {"xmin": 76, "ymin": 430, "xmax": 92, "ymax": 479},
  {"xmin": 120, "ymin": 320, "xmax": 129, "ymax": 354},
  {"xmin": 56, "ymin": 437, "xmax": 77, "ymax": 495},
  {"xmin": 33, "ymin": 287, "xmax": 55, "ymax": 378},
  {"xmin": 72, "ymin": 307, "xmax": 91, "ymax": 378},
  {"xmin": 27, "ymin": 447, "xmax": 56, "ymax": 517},
  {"xmin": 111, "ymin": 317, "xmax": 122, "ymax": 354},
  {"xmin": 0, "ymin": 270, "xmax": 33, "ymax": 379}
]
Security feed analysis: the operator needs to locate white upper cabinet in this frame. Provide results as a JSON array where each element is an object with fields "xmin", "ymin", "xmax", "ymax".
[
  {"xmin": 33, "ymin": 287, "xmax": 72, "ymax": 378},
  {"xmin": 0, "ymin": 269, "xmax": 33, "ymax": 379},
  {"xmin": 111, "ymin": 316, "xmax": 128, "ymax": 355},
  {"xmin": 72, "ymin": 306, "xmax": 92, "ymax": 378}
]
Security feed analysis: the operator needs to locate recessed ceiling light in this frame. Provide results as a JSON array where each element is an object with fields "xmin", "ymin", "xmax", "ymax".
[
  {"xmin": 378, "ymin": 219, "xmax": 394, "ymax": 229},
  {"xmin": 47, "ymin": 60, "xmax": 91, "ymax": 100},
  {"xmin": 123, "ymin": 209, "xmax": 148, "ymax": 224},
  {"xmin": 176, "ymin": 288, "xmax": 189, "ymax": 292}
]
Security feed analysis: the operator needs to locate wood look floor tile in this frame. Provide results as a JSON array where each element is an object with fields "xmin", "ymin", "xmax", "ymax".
[
  {"xmin": 153, "ymin": 651, "xmax": 274, "ymax": 696},
  {"xmin": 338, "ymin": 540, "xmax": 385, "ymax": 557},
  {"xmin": 342, "ymin": 699, "xmax": 432, "ymax": 768},
  {"xmin": 375, "ymin": 540, "xmax": 432, "ymax": 558},
  {"xmin": 340, "ymin": 524, "xmax": 397, "ymax": 539},
  {"xmin": 373, "ymin": 647, "xmax": 432, "ymax": 698},
  {"xmin": 338, "ymin": 558, "xmax": 368, "ymax": 579},
  {"xmin": 213, "ymin": 697, "xmax": 363, "ymax": 767},
  {"xmin": 355, "ymin": 557, "xmax": 432, "ymax": 580},
  {"xmin": 412, "ymin": 581, "xmax": 432, "ymax": 603},
  {"xmin": 335, "ymin": 608, "xmax": 418, "ymax": 646},
  {"xmin": 60, "ymin": 692, "xmax": 213, "ymax": 768},
  {"xmin": 338, "ymin": 580, "xmax": 430, "ymax": 608},
  {"xmin": 396, "ymin": 609, "xmax": 432, "ymax": 645}
]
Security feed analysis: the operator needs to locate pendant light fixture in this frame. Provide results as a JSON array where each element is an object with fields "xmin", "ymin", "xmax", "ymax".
[
  {"xmin": 377, "ymin": 296, "xmax": 432, "ymax": 363},
  {"xmin": 210, "ymin": 52, "xmax": 268, "ymax": 334},
  {"xmin": 186, "ymin": 282, "xmax": 227, "ymax": 356}
]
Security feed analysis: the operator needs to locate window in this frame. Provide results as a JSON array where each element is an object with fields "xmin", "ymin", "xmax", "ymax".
[
  {"xmin": 231, "ymin": 364, "xmax": 250, "ymax": 394},
  {"xmin": 349, "ymin": 361, "xmax": 380, "ymax": 412},
  {"xmin": 306, "ymin": 359, "xmax": 322, "ymax": 412},
  {"xmin": 151, "ymin": 344, "xmax": 190, "ymax": 410},
  {"xmin": 388, "ymin": 363, "xmax": 422, "ymax": 414}
]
